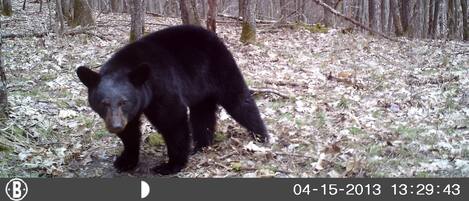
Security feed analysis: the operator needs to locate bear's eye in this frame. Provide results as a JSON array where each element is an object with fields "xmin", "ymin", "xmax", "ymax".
[
  {"xmin": 118, "ymin": 100, "xmax": 127, "ymax": 107},
  {"xmin": 101, "ymin": 101, "xmax": 110, "ymax": 107}
]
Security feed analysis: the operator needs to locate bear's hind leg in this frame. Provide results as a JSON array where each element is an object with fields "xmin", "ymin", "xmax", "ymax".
[
  {"xmin": 114, "ymin": 119, "xmax": 141, "ymax": 172},
  {"xmin": 222, "ymin": 94, "xmax": 269, "ymax": 142},
  {"xmin": 189, "ymin": 99, "xmax": 217, "ymax": 153}
]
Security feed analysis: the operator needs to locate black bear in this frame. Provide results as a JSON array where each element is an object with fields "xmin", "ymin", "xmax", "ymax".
[{"xmin": 76, "ymin": 25, "xmax": 269, "ymax": 175}]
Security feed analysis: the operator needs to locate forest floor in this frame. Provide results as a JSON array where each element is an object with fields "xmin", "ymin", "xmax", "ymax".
[{"xmin": 1, "ymin": 2, "xmax": 469, "ymax": 178}]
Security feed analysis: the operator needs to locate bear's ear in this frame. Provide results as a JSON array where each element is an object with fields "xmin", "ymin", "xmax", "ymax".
[
  {"xmin": 76, "ymin": 66, "xmax": 100, "ymax": 88},
  {"xmin": 129, "ymin": 63, "xmax": 150, "ymax": 86}
]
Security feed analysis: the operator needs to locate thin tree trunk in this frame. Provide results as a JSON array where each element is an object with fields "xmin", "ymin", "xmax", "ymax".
[
  {"xmin": 296, "ymin": 0, "xmax": 306, "ymax": 23},
  {"xmin": 2, "ymin": 0, "xmax": 12, "ymax": 16},
  {"xmin": 56, "ymin": 0, "xmax": 65, "ymax": 34},
  {"xmin": 368, "ymin": 0, "xmax": 377, "ymax": 31},
  {"xmin": 239, "ymin": 0, "xmax": 245, "ymax": 18},
  {"xmin": 23, "ymin": 0, "xmax": 27, "ymax": 10},
  {"xmin": 431, "ymin": 0, "xmax": 441, "ymax": 38},
  {"xmin": 130, "ymin": 0, "xmax": 144, "ymax": 42},
  {"xmin": 0, "ymin": 21, "xmax": 7, "ymax": 119},
  {"xmin": 179, "ymin": 0, "xmax": 201, "ymax": 25},
  {"xmin": 380, "ymin": 0, "xmax": 387, "ymax": 33},
  {"xmin": 422, "ymin": 0, "xmax": 428, "ymax": 38},
  {"xmin": 40, "ymin": 0, "xmax": 43, "ymax": 13},
  {"xmin": 323, "ymin": 0, "xmax": 333, "ymax": 26},
  {"xmin": 110, "ymin": 0, "xmax": 120, "ymax": 12},
  {"xmin": 399, "ymin": 0, "xmax": 409, "ymax": 34},
  {"xmin": 279, "ymin": 0, "xmax": 288, "ymax": 24},
  {"xmin": 462, "ymin": 0, "xmax": 469, "ymax": 40},
  {"xmin": 61, "ymin": 0, "xmax": 71, "ymax": 21},
  {"xmin": 240, "ymin": 0, "xmax": 256, "ymax": 44},
  {"xmin": 447, "ymin": 0, "xmax": 455, "ymax": 39},
  {"xmin": 390, "ymin": 0, "xmax": 404, "ymax": 36},
  {"xmin": 206, "ymin": 0, "xmax": 217, "ymax": 32}
]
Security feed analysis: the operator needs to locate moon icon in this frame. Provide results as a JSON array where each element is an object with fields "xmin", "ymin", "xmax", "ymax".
[{"xmin": 141, "ymin": 180, "xmax": 150, "ymax": 199}]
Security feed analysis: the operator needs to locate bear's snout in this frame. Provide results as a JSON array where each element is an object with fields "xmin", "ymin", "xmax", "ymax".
[{"xmin": 104, "ymin": 108, "xmax": 128, "ymax": 133}]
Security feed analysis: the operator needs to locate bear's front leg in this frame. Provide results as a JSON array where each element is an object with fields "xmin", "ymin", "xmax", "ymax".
[
  {"xmin": 152, "ymin": 119, "xmax": 190, "ymax": 175},
  {"xmin": 146, "ymin": 108, "xmax": 190, "ymax": 175},
  {"xmin": 114, "ymin": 119, "xmax": 141, "ymax": 172}
]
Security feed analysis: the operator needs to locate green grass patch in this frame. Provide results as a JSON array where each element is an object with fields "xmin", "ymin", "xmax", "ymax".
[
  {"xmin": 367, "ymin": 144, "xmax": 382, "ymax": 156},
  {"xmin": 0, "ymin": 143, "xmax": 12, "ymax": 152},
  {"xmin": 231, "ymin": 162, "xmax": 242, "ymax": 172},
  {"xmin": 395, "ymin": 125, "xmax": 425, "ymax": 140},
  {"xmin": 338, "ymin": 96, "xmax": 349, "ymax": 109},
  {"xmin": 148, "ymin": 132, "xmax": 165, "ymax": 146},
  {"xmin": 296, "ymin": 22, "xmax": 329, "ymax": 33},
  {"xmin": 315, "ymin": 110, "xmax": 326, "ymax": 128},
  {"xmin": 214, "ymin": 131, "xmax": 226, "ymax": 143},
  {"xmin": 94, "ymin": 129, "xmax": 109, "ymax": 140},
  {"xmin": 348, "ymin": 127, "xmax": 364, "ymax": 135}
]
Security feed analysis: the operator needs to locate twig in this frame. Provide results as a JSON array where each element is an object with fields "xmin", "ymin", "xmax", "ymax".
[
  {"xmin": 2, "ymin": 28, "xmax": 110, "ymax": 41},
  {"xmin": 250, "ymin": 87, "xmax": 290, "ymax": 99},
  {"xmin": 146, "ymin": 11, "xmax": 163, "ymax": 17},
  {"xmin": 274, "ymin": 152, "xmax": 316, "ymax": 159},
  {"xmin": 217, "ymin": 14, "xmax": 277, "ymax": 24}
]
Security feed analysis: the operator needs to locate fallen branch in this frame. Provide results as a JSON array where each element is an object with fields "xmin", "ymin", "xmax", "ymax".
[
  {"xmin": 311, "ymin": 0, "xmax": 398, "ymax": 42},
  {"xmin": 217, "ymin": 14, "xmax": 277, "ymax": 24},
  {"xmin": 2, "ymin": 28, "xmax": 110, "ymax": 41},
  {"xmin": 146, "ymin": 11, "xmax": 164, "ymax": 17},
  {"xmin": 2, "ymin": 32, "xmax": 48, "ymax": 39},
  {"xmin": 250, "ymin": 87, "xmax": 290, "ymax": 99},
  {"xmin": 326, "ymin": 72, "xmax": 365, "ymax": 90}
]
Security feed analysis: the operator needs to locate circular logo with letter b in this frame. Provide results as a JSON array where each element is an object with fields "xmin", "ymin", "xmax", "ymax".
[{"xmin": 5, "ymin": 178, "xmax": 28, "ymax": 201}]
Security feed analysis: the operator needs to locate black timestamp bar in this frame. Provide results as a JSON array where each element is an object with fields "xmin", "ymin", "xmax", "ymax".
[
  {"xmin": 290, "ymin": 179, "xmax": 467, "ymax": 201},
  {"xmin": 0, "ymin": 178, "xmax": 467, "ymax": 201}
]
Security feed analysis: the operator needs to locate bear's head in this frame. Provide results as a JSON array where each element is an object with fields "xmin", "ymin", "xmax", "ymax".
[{"xmin": 76, "ymin": 65, "xmax": 150, "ymax": 133}]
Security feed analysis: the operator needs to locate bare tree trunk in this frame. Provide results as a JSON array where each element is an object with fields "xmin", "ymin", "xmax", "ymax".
[
  {"xmin": 428, "ymin": 0, "xmax": 435, "ymax": 37},
  {"xmin": 380, "ymin": 0, "xmax": 387, "ymax": 33},
  {"xmin": 390, "ymin": 0, "xmax": 403, "ymax": 36},
  {"xmin": 56, "ymin": 0, "xmax": 65, "ymax": 34},
  {"xmin": 462, "ymin": 0, "xmax": 469, "ymax": 40},
  {"xmin": 422, "ymin": 0, "xmax": 428, "ymax": 38},
  {"xmin": 399, "ymin": 0, "xmax": 409, "ymax": 34},
  {"xmin": 23, "ymin": 0, "xmax": 27, "ymax": 10},
  {"xmin": 279, "ymin": 0, "xmax": 288, "ymax": 23},
  {"xmin": 240, "ymin": 0, "xmax": 256, "ymax": 44},
  {"xmin": 428, "ymin": 0, "xmax": 440, "ymax": 38},
  {"xmin": 163, "ymin": 0, "xmax": 178, "ymax": 17},
  {"xmin": 295, "ymin": 0, "xmax": 306, "ymax": 23},
  {"xmin": 206, "ymin": 0, "xmax": 217, "ymax": 32},
  {"xmin": 179, "ymin": 0, "xmax": 201, "ymax": 25},
  {"xmin": 323, "ymin": 0, "xmax": 333, "ymax": 26},
  {"xmin": 71, "ymin": 0, "xmax": 95, "ymax": 27},
  {"xmin": 447, "ymin": 0, "xmax": 456, "ymax": 39},
  {"xmin": 368, "ymin": 0, "xmax": 377, "ymax": 30},
  {"xmin": 61, "ymin": 0, "xmax": 71, "ymax": 21},
  {"xmin": 0, "ymin": 21, "xmax": 7, "ymax": 119},
  {"xmin": 110, "ymin": 0, "xmax": 120, "ymax": 12},
  {"xmin": 2, "ymin": 0, "xmax": 12, "ymax": 16},
  {"xmin": 199, "ymin": 0, "xmax": 206, "ymax": 19},
  {"xmin": 40, "ymin": 0, "xmax": 43, "ymax": 13},
  {"xmin": 430, "ymin": 0, "xmax": 440, "ymax": 38},
  {"xmin": 130, "ymin": 0, "xmax": 144, "ymax": 42},
  {"xmin": 239, "ymin": 0, "xmax": 245, "ymax": 18}
]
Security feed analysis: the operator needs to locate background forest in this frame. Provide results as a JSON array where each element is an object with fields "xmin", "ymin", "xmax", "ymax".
[{"xmin": 0, "ymin": 0, "xmax": 468, "ymax": 177}]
